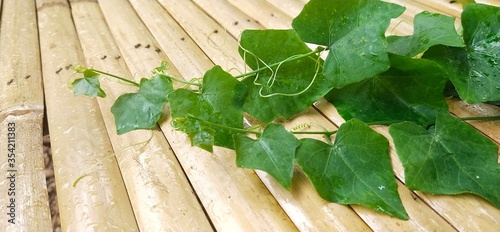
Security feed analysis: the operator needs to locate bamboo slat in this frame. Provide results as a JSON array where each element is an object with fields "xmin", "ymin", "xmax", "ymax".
[
  {"xmin": 68, "ymin": 1, "xmax": 212, "ymax": 231},
  {"xmin": 265, "ymin": 0, "xmax": 308, "ymax": 19},
  {"xmin": 226, "ymin": 0, "xmax": 293, "ymax": 29},
  {"xmin": 35, "ymin": 0, "xmax": 139, "ymax": 230},
  {"xmin": 157, "ymin": 0, "xmax": 245, "ymax": 74},
  {"xmin": 0, "ymin": 1, "xmax": 51, "ymax": 231}
]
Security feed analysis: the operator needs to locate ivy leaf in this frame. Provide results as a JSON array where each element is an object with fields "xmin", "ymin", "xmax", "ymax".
[
  {"xmin": 423, "ymin": 4, "xmax": 500, "ymax": 103},
  {"xmin": 325, "ymin": 54, "xmax": 449, "ymax": 126},
  {"xmin": 387, "ymin": 11, "xmax": 464, "ymax": 57},
  {"xmin": 296, "ymin": 119, "xmax": 408, "ymax": 220},
  {"xmin": 238, "ymin": 29, "xmax": 333, "ymax": 123},
  {"xmin": 72, "ymin": 69, "xmax": 106, "ymax": 97},
  {"xmin": 111, "ymin": 74, "xmax": 173, "ymax": 134},
  {"xmin": 169, "ymin": 66, "xmax": 246, "ymax": 151},
  {"xmin": 292, "ymin": 0, "xmax": 405, "ymax": 88},
  {"xmin": 234, "ymin": 124, "xmax": 300, "ymax": 189},
  {"xmin": 389, "ymin": 113, "xmax": 500, "ymax": 208}
]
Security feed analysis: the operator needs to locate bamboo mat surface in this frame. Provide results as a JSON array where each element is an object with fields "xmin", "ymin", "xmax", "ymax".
[{"xmin": 1, "ymin": 0, "xmax": 499, "ymax": 231}]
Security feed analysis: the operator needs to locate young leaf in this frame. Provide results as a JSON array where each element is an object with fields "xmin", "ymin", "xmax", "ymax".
[
  {"xmin": 296, "ymin": 119, "xmax": 408, "ymax": 220},
  {"xmin": 72, "ymin": 69, "xmax": 106, "ymax": 97},
  {"xmin": 292, "ymin": 0, "xmax": 405, "ymax": 88},
  {"xmin": 326, "ymin": 54, "xmax": 448, "ymax": 126},
  {"xmin": 234, "ymin": 124, "xmax": 300, "ymax": 189},
  {"xmin": 387, "ymin": 11, "xmax": 464, "ymax": 57},
  {"xmin": 169, "ymin": 66, "xmax": 246, "ymax": 151},
  {"xmin": 389, "ymin": 113, "xmax": 500, "ymax": 208},
  {"xmin": 111, "ymin": 74, "xmax": 173, "ymax": 134},
  {"xmin": 238, "ymin": 29, "xmax": 333, "ymax": 123},
  {"xmin": 423, "ymin": 4, "xmax": 500, "ymax": 103}
]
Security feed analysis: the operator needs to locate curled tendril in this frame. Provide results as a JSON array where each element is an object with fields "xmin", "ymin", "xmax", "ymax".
[{"xmin": 239, "ymin": 44, "xmax": 324, "ymax": 98}]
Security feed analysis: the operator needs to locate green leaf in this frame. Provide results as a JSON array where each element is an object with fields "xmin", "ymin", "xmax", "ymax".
[
  {"xmin": 169, "ymin": 66, "xmax": 246, "ymax": 151},
  {"xmin": 389, "ymin": 113, "xmax": 500, "ymax": 208},
  {"xmin": 387, "ymin": 11, "xmax": 464, "ymax": 57},
  {"xmin": 325, "ymin": 54, "xmax": 449, "ymax": 125},
  {"xmin": 72, "ymin": 69, "xmax": 106, "ymax": 97},
  {"xmin": 111, "ymin": 74, "xmax": 173, "ymax": 134},
  {"xmin": 238, "ymin": 29, "xmax": 333, "ymax": 123},
  {"xmin": 423, "ymin": 4, "xmax": 500, "ymax": 103},
  {"xmin": 292, "ymin": 0, "xmax": 405, "ymax": 88},
  {"xmin": 296, "ymin": 119, "xmax": 408, "ymax": 219},
  {"xmin": 234, "ymin": 124, "xmax": 300, "ymax": 189}
]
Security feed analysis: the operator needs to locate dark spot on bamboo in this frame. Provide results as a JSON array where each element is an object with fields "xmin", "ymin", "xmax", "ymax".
[
  {"xmin": 135, "ymin": 43, "xmax": 141, "ymax": 48},
  {"xmin": 271, "ymin": 13, "xmax": 274, "ymax": 17},
  {"xmin": 255, "ymin": 20, "xmax": 260, "ymax": 24},
  {"xmin": 101, "ymin": 55, "xmax": 107, "ymax": 60},
  {"xmin": 24, "ymin": 75, "xmax": 31, "ymax": 79},
  {"xmin": 213, "ymin": 29, "xmax": 218, "ymax": 34},
  {"xmin": 55, "ymin": 68, "xmax": 63, "ymax": 74},
  {"xmin": 449, "ymin": 0, "xmax": 456, "ymax": 3},
  {"xmin": 115, "ymin": 56, "xmax": 121, "ymax": 60},
  {"xmin": 180, "ymin": 37, "xmax": 185, "ymax": 41},
  {"xmin": 234, "ymin": 21, "xmax": 238, "ymax": 26},
  {"xmin": 145, "ymin": 44, "xmax": 151, "ymax": 49},
  {"xmin": 246, "ymin": 19, "xmax": 250, "ymax": 22},
  {"xmin": 155, "ymin": 48, "xmax": 161, "ymax": 53},
  {"xmin": 411, "ymin": 192, "xmax": 418, "ymax": 200},
  {"xmin": 7, "ymin": 79, "xmax": 14, "ymax": 85},
  {"xmin": 65, "ymin": 65, "xmax": 72, "ymax": 70}
]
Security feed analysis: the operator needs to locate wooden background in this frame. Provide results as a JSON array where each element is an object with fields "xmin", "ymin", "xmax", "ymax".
[{"xmin": 0, "ymin": 0, "xmax": 499, "ymax": 231}]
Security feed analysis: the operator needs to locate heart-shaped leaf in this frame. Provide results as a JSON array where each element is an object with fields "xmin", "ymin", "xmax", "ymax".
[
  {"xmin": 72, "ymin": 69, "xmax": 106, "ymax": 97},
  {"xmin": 234, "ymin": 124, "xmax": 300, "ymax": 189},
  {"xmin": 111, "ymin": 74, "xmax": 173, "ymax": 134},
  {"xmin": 238, "ymin": 29, "xmax": 333, "ymax": 123},
  {"xmin": 292, "ymin": 0, "xmax": 405, "ymax": 88},
  {"xmin": 296, "ymin": 119, "xmax": 408, "ymax": 219},
  {"xmin": 389, "ymin": 113, "xmax": 500, "ymax": 208},
  {"xmin": 169, "ymin": 66, "xmax": 246, "ymax": 151}
]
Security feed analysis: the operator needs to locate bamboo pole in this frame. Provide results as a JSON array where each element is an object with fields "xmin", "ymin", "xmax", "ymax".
[
  {"xmin": 35, "ymin": 0, "xmax": 139, "ymax": 230},
  {"xmin": 0, "ymin": 1, "xmax": 51, "ymax": 231},
  {"xmin": 68, "ymin": 0, "xmax": 213, "ymax": 231}
]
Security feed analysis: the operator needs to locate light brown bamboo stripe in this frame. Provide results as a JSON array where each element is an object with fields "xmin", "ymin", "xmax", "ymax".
[
  {"xmin": 0, "ymin": 0, "xmax": 51, "ymax": 231},
  {"xmin": 35, "ymin": 0, "xmax": 139, "ymax": 230}
]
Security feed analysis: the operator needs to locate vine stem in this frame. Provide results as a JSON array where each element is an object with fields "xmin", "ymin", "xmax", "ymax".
[
  {"xmin": 92, "ymin": 69, "xmax": 140, "ymax": 87},
  {"xmin": 234, "ymin": 46, "xmax": 327, "ymax": 79},
  {"xmin": 459, "ymin": 116, "xmax": 500, "ymax": 121},
  {"xmin": 168, "ymin": 76, "xmax": 202, "ymax": 87},
  {"xmin": 187, "ymin": 116, "xmax": 337, "ymax": 136}
]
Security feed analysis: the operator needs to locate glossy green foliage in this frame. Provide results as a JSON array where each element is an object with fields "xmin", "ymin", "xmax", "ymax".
[
  {"xmin": 169, "ymin": 66, "xmax": 246, "ymax": 151},
  {"xmin": 72, "ymin": 69, "xmax": 106, "ymax": 97},
  {"xmin": 292, "ymin": 0, "xmax": 405, "ymax": 88},
  {"xmin": 390, "ymin": 113, "xmax": 500, "ymax": 207},
  {"xmin": 238, "ymin": 29, "xmax": 333, "ymax": 123},
  {"xmin": 296, "ymin": 119, "xmax": 408, "ymax": 219},
  {"xmin": 387, "ymin": 11, "xmax": 464, "ymax": 57},
  {"xmin": 424, "ymin": 4, "xmax": 500, "ymax": 103},
  {"xmin": 111, "ymin": 74, "xmax": 172, "ymax": 134},
  {"xmin": 326, "ymin": 54, "xmax": 449, "ymax": 125},
  {"xmin": 234, "ymin": 124, "xmax": 300, "ymax": 189}
]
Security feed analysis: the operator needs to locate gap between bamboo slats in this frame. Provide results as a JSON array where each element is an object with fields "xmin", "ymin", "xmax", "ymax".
[
  {"xmin": 67, "ymin": 0, "xmax": 213, "ymax": 231},
  {"xmin": 35, "ymin": 0, "xmax": 139, "ymax": 230},
  {"xmin": 0, "ymin": 0, "xmax": 51, "ymax": 231}
]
